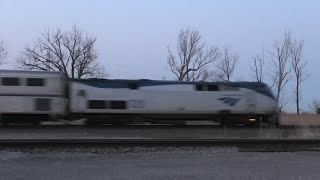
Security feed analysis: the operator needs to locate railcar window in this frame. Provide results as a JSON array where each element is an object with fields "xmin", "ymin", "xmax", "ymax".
[
  {"xmin": 27, "ymin": 78, "xmax": 45, "ymax": 86},
  {"xmin": 111, "ymin": 101, "xmax": 127, "ymax": 109},
  {"xmin": 88, "ymin": 100, "xmax": 106, "ymax": 109},
  {"xmin": 2, "ymin": 77, "xmax": 20, "ymax": 86},
  {"xmin": 128, "ymin": 83, "xmax": 138, "ymax": 90}
]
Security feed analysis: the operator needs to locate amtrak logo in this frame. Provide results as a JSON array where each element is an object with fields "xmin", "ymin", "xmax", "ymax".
[{"xmin": 218, "ymin": 97, "xmax": 241, "ymax": 106}]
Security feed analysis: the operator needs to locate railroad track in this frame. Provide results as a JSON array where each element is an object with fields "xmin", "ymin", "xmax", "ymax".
[
  {"xmin": 0, "ymin": 124, "xmax": 318, "ymax": 129},
  {"xmin": 0, "ymin": 138, "xmax": 320, "ymax": 144},
  {"xmin": 1, "ymin": 125, "xmax": 319, "ymax": 148},
  {"xmin": 0, "ymin": 124, "xmax": 264, "ymax": 129},
  {"xmin": 1, "ymin": 139, "xmax": 320, "ymax": 152}
]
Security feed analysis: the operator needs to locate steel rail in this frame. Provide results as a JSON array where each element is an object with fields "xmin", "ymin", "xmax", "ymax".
[
  {"xmin": 1, "ymin": 139, "xmax": 320, "ymax": 145},
  {"xmin": 0, "ymin": 124, "xmax": 319, "ymax": 129}
]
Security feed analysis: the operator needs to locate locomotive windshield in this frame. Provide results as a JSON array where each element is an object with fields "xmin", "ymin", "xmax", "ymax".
[
  {"xmin": 251, "ymin": 83, "xmax": 276, "ymax": 99},
  {"xmin": 215, "ymin": 82, "xmax": 276, "ymax": 99}
]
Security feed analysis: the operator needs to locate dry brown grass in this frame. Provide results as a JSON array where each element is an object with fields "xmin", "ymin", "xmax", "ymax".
[{"xmin": 280, "ymin": 114, "xmax": 320, "ymax": 125}]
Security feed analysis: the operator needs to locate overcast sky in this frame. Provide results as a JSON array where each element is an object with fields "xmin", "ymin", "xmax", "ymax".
[{"xmin": 0, "ymin": 0, "xmax": 319, "ymax": 112}]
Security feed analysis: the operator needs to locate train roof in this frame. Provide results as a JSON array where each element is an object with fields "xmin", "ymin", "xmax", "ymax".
[
  {"xmin": 0, "ymin": 69, "xmax": 64, "ymax": 78},
  {"xmin": 71, "ymin": 78, "xmax": 275, "ymax": 99},
  {"xmin": 72, "ymin": 78, "xmax": 268, "ymax": 88}
]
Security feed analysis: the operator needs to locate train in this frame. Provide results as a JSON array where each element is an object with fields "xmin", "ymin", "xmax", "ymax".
[{"xmin": 0, "ymin": 70, "xmax": 280, "ymax": 126}]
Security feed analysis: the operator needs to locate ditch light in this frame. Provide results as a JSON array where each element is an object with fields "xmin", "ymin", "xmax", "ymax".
[{"xmin": 249, "ymin": 118, "xmax": 256, "ymax": 122}]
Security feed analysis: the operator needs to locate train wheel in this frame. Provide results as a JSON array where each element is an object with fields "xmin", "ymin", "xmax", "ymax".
[
  {"xmin": 174, "ymin": 121, "xmax": 186, "ymax": 126},
  {"xmin": 111, "ymin": 122, "xmax": 125, "ymax": 126},
  {"xmin": 267, "ymin": 115, "xmax": 279, "ymax": 127},
  {"xmin": 1, "ymin": 116, "xmax": 8, "ymax": 127},
  {"xmin": 85, "ymin": 120, "xmax": 100, "ymax": 126},
  {"xmin": 221, "ymin": 119, "xmax": 233, "ymax": 127},
  {"xmin": 2, "ymin": 121, "xmax": 8, "ymax": 127},
  {"xmin": 32, "ymin": 120, "xmax": 41, "ymax": 126},
  {"xmin": 247, "ymin": 122, "xmax": 260, "ymax": 127}
]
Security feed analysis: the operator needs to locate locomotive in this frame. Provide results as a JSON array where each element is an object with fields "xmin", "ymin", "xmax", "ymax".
[{"xmin": 0, "ymin": 70, "xmax": 279, "ymax": 126}]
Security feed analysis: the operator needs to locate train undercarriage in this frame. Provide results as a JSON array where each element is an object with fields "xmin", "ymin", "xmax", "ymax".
[
  {"xmin": 74, "ymin": 113, "xmax": 279, "ymax": 126},
  {"xmin": 0, "ymin": 113, "xmax": 279, "ymax": 127}
]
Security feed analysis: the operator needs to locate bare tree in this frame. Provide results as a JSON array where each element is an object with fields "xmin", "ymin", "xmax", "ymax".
[
  {"xmin": 290, "ymin": 40, "xmax": 308, "ymax": 114},
  {"xmin": 215, "ymin": 47, "xmax": 238, "ymax": 81},
  {"xmin": 0, "ymin": 39, "xmax": 7, "ymax": 65},
  {"xmin": 17, "ymin": 25, "xmax": 107, "ymax": 78},
  {"xmin": 270, "ymin": 31, "xmax": 292, "ymax": 110},
  {"xmin": 250, "ymin": 49, "xmax": 265, "ymax": 82},
  {"xmin": 167, "ymin": 27, "xmax": 220, "ymax": 81},
  {"xmin": 310, "ymin": 99, "xmax": 320, "ymax": 114}
]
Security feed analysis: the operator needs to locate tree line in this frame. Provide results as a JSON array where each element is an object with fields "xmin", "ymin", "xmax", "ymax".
[
  {"xmin": 2, "ymin": 26, "xmax": 106, "ymax": 79},
  {"xmin": 166, "ymin": 27, "xmax": 319, "ymax": 114},
  {"xmin": 0, "ymin": 25, "xmax": 319, "ymax": 114}
]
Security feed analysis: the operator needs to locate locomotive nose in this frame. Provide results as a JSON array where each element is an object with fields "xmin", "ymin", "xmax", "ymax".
[{"xmin": 271, "ymin": 99, "xmax": 280, "ymax": 114}]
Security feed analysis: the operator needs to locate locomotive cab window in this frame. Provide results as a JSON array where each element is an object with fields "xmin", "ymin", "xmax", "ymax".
[
  {"xmin": 196, "ymin": 84, "xmax": 203, "ymax": 91},
  {"xmin": 27, "ymin": 78, "xmax": 45, "ymax": 86},
  {"xmin": 196, "ymin": 84, "xmax": 219, "ymax": 91},
  {"xmin": 252, "ymin": 84, "xmax": 267, "ymax": 90},
  {"xmin": 128, "ymin": 83, "xmax": 138, "ymax": 90},
  {"xmin": 2, "ymin": 77, "xmax": 20, "ymax": 86},
  {"xmin": 207, "ymin": 85, "xmax": 219, "ymax": 91}
]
